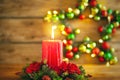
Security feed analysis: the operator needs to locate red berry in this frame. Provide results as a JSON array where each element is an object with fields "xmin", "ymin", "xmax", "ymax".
[
  {"xmin": 99, "ymin": 57, "xmax": 105, "ymax": 62},
  {"xmin": 112, "ymin": 28, "xmax": 116, "ymax": 34},
  {"xmin": 63, "ymin": 42, "xmax": 67, "ymax": 47},
  {"xmin": 67, "ymin": 40, "xmax": 73, "ymax": 45},
  {"xmin": 92, "ymin": 47, "xmax": 100, "ymax": 55},
  {"xmin": 89, "ymin": 0, "xmax": 97, "ymax": 7},
  {"xmin": 72, "ymin": 47, "xmax": 78, "ymax": 52},
  {"xmin": 76, "ymin": 3, "xmax": 79, "ymax": 7},
  {"xmin": 66, "ymin": 51, "xmax": 74, "ymax": 59},
  {"xmin": 79, "ymin": 14, "xmax": 85, "ymax": 20},
  {"xmin": 65, "ymin": 27, "xmax": 72, "ymax": 34},
  {"xmin": 110, "ymin": 15, "xmax": 114, "ymax": 21},
  {"xmin": 101, "ymin": 10, "xmax": 108, "ymax": 17},
  {"xmin": 102, "ymin": 42, "xmax": 110, "ymax": 50},
  {"xmin": 118, "ymin": 25, "xmax": 120, "ymax": 29},
  {"xmin": 98, "ymin": 26, "xmax": 104, "ymax": 32}
]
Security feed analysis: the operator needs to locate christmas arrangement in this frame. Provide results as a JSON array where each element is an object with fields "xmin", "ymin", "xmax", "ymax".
[
  {"xmin": 19, "ymin": 38, "xmax": 90, "ymax": 80},
  {"xmin": 19, "ymin": 0, "xmax": 120, "ymax": 80},
  {"xmin": 20, "ymin": 61, "xmax": 90, "ymax": 80},
  {"xmin": 44, "ymin": 0, "xmax": 119, "ymax": 65}
]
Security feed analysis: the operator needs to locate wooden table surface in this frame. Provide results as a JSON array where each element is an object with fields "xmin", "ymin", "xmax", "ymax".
[{"xmin": 0, "ymin": 64, "xmax": 120, "ymax": 80}]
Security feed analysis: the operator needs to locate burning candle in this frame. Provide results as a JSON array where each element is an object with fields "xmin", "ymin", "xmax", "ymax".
[{"xmin": 42, "ymin": 26, "xmax": 63, "ymax": 68}]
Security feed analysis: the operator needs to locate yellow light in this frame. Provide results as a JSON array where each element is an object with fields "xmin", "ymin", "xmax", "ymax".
[
  {"xmin": 82, "ymin": 0, "xmax": 88, "ymax": 3},
  {"xmin": 110, "ymin": 48, "xmax": 115, "ymax": 53},
  {"xmin": 68, "ymin": 7, "xmax": 73, "ymax": 12},
  {"xmin": 86, "ymin": 49, "xmax": 91, "ymax": 54},
  {"xmin": 44, "ymin": 17, "xmax": 51, "ymax": 22},
  {"xmin": 51, "ymin": 25, "xmax": 57, "ymax": 39},
  {"xmin": 87, "ymin": 42, "xmax": 96, "ymax": 49},
  {"xmin": 91, "ymin": 7, "xmax": 99, "ymax": 15},
  {"xmin": 99, "ymin": 39, "xmax": 103, "ymax": 43},
  {"xmin": 74, "ymin": 8, "xmax": 80, "ymax": 16},
  {"xmin": 101, "ymin": 6, "xmax": 107, "ymax": 10},
  {"xmin": 66, "ymin": 45, "xmax": 73, "ymax": 50},
  {"xmin": 75, "ymin": 54, "xmax": 80, "ymax": 59},
  {"xmin": 84, "ymin": 3, "xmax": 88, "ymax": 6},
  {"xmin": 81, "ymin": 2, "xmax": 88, "ymax": 6},
  {"xmin": 53, "ymin": 10, "xmax": 58, "ymax": 15},
  {"xmin": 63, "ymin": 58, "xmax": 69, "ymax": 63},
  {"xmin": 63, "ymin": 39, "xmax": 67, "ymax": 44},
  {"xmin": 114, "ymin": 22, "xmax": 119, "ymax": 27},
  {"xmin": 79, "ymin": 44, "xmax": 86, "ymax": 52},
  {"xmin": 44, "ymin": 12, "xmax": 53, "ymax": 22},
  {"xmin": 92, "ymin": 42, "xmax": 96, "ymax": 48},
  {"xmin": 107, "ymin": 16, "xmax": 111, "ymax": 23},
  {"xmin": 87, "ymin": 44, "xmax": 91, "ymax": 48},
  {"xmin": 114, "ymin": 57, "xmax": 118, "ymax": 63},
  {"xmin": 75, "ymin": 29, "xmax": 80, "ymax": 34},
  {"xmin": 62, "ymin": 31, "xmax": 67, "ymax": 35},
  {"xmin": 91, "ymin": 54, "xmax": 96, "ymax": 57},
  {"xmin": 99, "ymin": 51, "xmax": 104, "ymax": 57},
  {"xmin": 48, "ymin": 11, "xmax": 52, "ymax": 15},
  {"xmin": 110, "ymin": 57, "xmax": 118, "ymax": 65},
  {"xmin": 106, "ymin": 62, "xmax": 110, "ymax": 67},
  {"xmin": 89, "ymin": 14, "xmax": 94, "ymax": 18},
  {"xmin": 47, "ymin": 14, "xmax": 52, "ymax": 18},
  {"xmin": 58, "ymin": 24, "xmax": 65, "ymax": 31}
]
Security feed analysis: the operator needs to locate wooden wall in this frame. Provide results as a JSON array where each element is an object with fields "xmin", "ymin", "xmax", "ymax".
[
  {"xmin": 0, "ymin": 0, "xmax": 120, "ymax": 64},
  {"xmin": 0, "ymin": 0, "xmax": 120, "ymax": 80}
]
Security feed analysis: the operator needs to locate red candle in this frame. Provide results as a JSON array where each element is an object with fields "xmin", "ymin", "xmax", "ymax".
[{"xmin": 42, "ymin": 40, "xmax": 63, "ymax": 68}]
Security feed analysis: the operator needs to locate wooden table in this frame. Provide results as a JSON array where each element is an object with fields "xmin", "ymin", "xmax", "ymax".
[{"xmin": 0, "ymin": 64, "xmax": 120, "ymax": 80}]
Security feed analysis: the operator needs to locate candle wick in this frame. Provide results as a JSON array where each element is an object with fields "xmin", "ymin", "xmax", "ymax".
[{"xmin": 51, "ymin": 25, "xmax": 57, "ymax": 39}]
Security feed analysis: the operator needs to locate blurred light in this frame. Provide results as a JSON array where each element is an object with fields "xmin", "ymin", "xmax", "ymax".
[
  {"xmin": 63, "ymin": 39, "xmax": 67, "ymax": 44},
  {"xmin": 99, "ymin": 39, "xmax": 103, "ymax": 43},
  {"xmin": 51, "ymin": 25, "xmax": 57, "ymax": 39},
  {"xmin": 62, "ymin": 31, "xmax": 67, "ymax": 35},
  {"xmin": 91, "ymin": 54, "xmax": 96, "ymax": 57},
  {"xmin": 89, "ymin": 14, "xmax": 94, "ymax": 18},
  {"xmin": 53, "ymin": 10, "xmax": 58, "ymax": 15},
  {"xmin": 106, "ymin": 62, "xmax": 110, "ymax": 67},
  {"xmin": 63, "ymin": 58, "xmax": 69, "ymax": 63},
  {"xmin": 68, "ymin": 7, "xmax": 73, "ymax": 12},
  {"xmin": 48, "ymin": 11, "xmax": 52, "ymax": 15}
]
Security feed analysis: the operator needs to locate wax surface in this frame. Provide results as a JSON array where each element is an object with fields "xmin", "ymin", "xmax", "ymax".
[{"xmin": 42, "ymin": 40, "xmax": 63, "ymax": 68}]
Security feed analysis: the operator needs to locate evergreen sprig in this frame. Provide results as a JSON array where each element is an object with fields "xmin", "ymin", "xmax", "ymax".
[{"xmin": 19, "ymin": 62, "xmax": 90, "ymax": 80}]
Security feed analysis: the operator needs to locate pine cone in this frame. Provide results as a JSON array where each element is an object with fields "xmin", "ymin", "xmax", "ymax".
[{"xmin": 42, "ymin": 75, "xmax": 51, "ymax": 80}]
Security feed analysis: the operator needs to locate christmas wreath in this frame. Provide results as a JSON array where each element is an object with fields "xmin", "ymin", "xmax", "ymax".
[
  {"xmin": 19, "ymin": 61, "xmax": 90, "ymax": 80},
  {"xmin": 44, "ymin": 0, "xmax": 119, "ymax": 65}
]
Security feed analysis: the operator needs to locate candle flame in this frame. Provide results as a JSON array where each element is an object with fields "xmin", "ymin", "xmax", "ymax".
[{"xmin": 51, "ymin": 25, "xmax": 57, "ymax": 39}]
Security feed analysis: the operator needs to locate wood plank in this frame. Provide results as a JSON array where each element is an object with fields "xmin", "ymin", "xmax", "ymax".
[
  {"xmin": 0, "ymin": 42, "xmax": 120, "ymax": 64},
  {"xmin": 0, "ymin": 0, "xmax": 120, "ymax": 17},
  {"xmin": 0, "ymin": 0, "xmax": 77, "ymax": 17},
  {"xmin": 83, "ymin": 64, "xmax": 120, "ymax": 80},
  {"xmin": 0, "ymin": 19, "xmax": 50, "ymax": 42},
  {"xmin": 0, "ymin": 19, "xmax": 120, "ymax": 42},
  {"xmin": 0, "ymin": 19, "xmax": 65, "ymax": 42},
  {"xmin": 0, "ymin": 64, "xmax": 120, "ymax": 80},
  {"xmin": 0, "ymin": 43, "xmax": 41, "ymax": 64}
]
